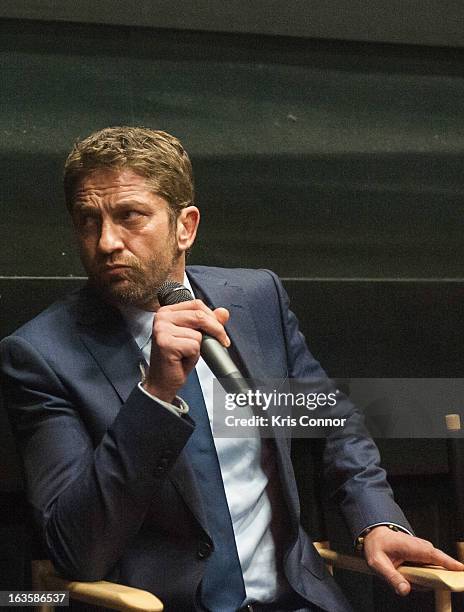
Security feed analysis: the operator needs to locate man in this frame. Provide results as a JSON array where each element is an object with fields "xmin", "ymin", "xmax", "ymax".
[{"xmin": 1, "ymin": 127, "xmax": 461, "ymax": 612}]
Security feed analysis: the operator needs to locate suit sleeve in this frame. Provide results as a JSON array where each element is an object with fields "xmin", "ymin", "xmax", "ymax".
[
  {"xmin": 0, "ymin": 334, "xmax": 194, "ymax": 580},
  {"xmin": 260, "ymin": 269, "xmax": 412, "ymax": 539}
]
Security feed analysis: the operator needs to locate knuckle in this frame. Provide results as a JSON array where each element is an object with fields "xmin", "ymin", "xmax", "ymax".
[
  {"xmin": 153, "ymin": 320, "xmax": 167, "ymax": 336},
  {"xmin": 155, "ymin": 311, "xmax": 168, "ymax": 324},
  {"xmin": 367, "ymin": 555, "xmax": 388, "ymax": 574},
  {"xmin": 186, "ymin": 341, "xmax": 200, "ymax": 357},
  {"xmin": 366, "ymin": 555, "xmax": 379, "ymax": 570},
  {"xmin": 417, "ymin": 537, "xmax": 433, "ymax": 547},
  {"xmin": 156, "ymin": 333, "xmax": 170, "ymax": 349}
]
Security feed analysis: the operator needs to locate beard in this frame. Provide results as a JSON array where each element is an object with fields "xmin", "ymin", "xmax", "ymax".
[{"xmin": 88, "ymin": 247, "xmax": 181, "ymax": 309}]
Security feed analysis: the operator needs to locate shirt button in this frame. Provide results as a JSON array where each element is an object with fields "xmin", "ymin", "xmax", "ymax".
[{"xmin": 197, "ymin": 541, "xmax": 213, "ymax": 559}]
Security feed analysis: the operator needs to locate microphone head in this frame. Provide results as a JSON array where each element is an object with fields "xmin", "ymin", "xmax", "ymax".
[{"xmin": 157, "ymin": 280, "xmax": 193, "ymax": 306}]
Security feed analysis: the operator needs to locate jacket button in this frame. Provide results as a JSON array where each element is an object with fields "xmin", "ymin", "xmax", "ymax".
[
  {"xmin": 197, "ymin": 541, "xmax": 213, "ymax": 559},
  {"xmin": 153, "ymin": 456, "xmax": 171, "ymax": 476}
]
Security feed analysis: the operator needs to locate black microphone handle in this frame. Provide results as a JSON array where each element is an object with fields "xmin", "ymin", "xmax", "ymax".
[{"xmin": 201, "ymin": 334, "xmax": 251, "ymax": 395}]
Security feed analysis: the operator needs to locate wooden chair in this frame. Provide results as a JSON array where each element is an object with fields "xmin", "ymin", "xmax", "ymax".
[
  {"xmin": 445, "ymin": 413, "xmax": 464, "ymax": 564},
  {"xmin": 310, "ymin": 413, "xmax": 464, "ymax": 612},
  {"xmin": 314, "ymin": 541, "xmax": 464, "ymax": 612},
  {"xmin": 33, "ymin": 545, "xmax": 464, "ymax": 612},
  {"xmin": 33, "ymin": 559, "xmax": 163, "ymax": 612}
]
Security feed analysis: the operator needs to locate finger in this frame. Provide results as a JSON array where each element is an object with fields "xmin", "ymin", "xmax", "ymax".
[
  {"xmin": 392, "ymin": 536, "xmax": 464, "ymax": 570},
  {"xmin": 213, "ymin": 307, "xmax": 230, "ymax": 326},
  {"xmin": 170, "ymin": 327, "xmax": 203, "ymax": 344},
  {"xmin": 158, "ymin": 299, "xmax": 211, "ymax": 313},
  {"xmin": 157, "ymin": 301, "xmax": 231, "ymax": 344},
  {"xmin": 422, "ymin": 547, "xmax": 464, "ymax": 571},
  {"xmin": 158, "ymin": 310, "xmax": 230, "ymax": 346},
  {"xmin": 368, "ymin": 551, "xmax": 411, "ymax": 596},
  {"xmin": 160, "ymin": 300, "xmax": 231, "ymax": 335},
  {"xmin": 155, "ymin": 334, "xmax": 202, "ymax": 360}
]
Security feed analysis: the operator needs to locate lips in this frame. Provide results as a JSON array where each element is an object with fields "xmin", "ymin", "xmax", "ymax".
[{"xmin": 102, "ymin": 265, "xmax": 132, "ymax": 276}]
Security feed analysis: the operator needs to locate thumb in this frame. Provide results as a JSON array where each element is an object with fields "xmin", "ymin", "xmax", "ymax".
[
  {"xmin": 388, "ymin": 569, "xmax": 410, "ymax": 596},
  {"xmin": 372, "ymin": 553, "xmax": 410, "ymax": 596}
]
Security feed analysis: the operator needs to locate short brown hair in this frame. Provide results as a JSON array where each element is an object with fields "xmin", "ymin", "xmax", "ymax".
[{"xmin": 64, "ymin": 126, "xmax": 194, "ymax": 216}]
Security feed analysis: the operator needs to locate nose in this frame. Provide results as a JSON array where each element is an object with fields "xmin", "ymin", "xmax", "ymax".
[{"xmin": 97, "ymin": 219, "xmax": 124, "ymax": 254}]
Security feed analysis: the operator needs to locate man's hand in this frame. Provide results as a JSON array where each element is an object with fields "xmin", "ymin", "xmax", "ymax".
[
  {"xmin": 144, "ymin": 299, "xmax": 230, "ymax": 402},
  {"xmin": 363, "ymin": 526, "xmax": 464, "ymax": 596}
]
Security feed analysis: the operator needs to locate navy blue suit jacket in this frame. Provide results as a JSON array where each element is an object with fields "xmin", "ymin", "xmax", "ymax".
[{"xmin": 0, "ymin": 267, "xmax": 411, "ymax": 611}]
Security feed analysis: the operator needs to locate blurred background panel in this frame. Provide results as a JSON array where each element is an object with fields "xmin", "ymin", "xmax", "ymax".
[{"xmin": 1, "ymin": 12, "xmax": 464, "ymax": 278}]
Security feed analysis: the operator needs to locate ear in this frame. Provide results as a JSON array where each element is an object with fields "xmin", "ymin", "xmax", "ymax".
[{"xmin": 176, "ymin": 206, "xmax": 200, "ymax": 252}]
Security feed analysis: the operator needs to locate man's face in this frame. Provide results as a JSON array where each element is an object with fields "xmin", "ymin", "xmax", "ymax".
[{"xmin": 72, "ymin": 168, "xmax": 187, "ymax": 310}]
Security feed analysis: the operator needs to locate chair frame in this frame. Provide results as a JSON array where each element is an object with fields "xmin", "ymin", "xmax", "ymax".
[
  {"xmin": 33, "ymin": 545, "xmax": 464, "ymax": 612},
  {"xmin": 314, "ymin": 541, "xmax": 464, "ymax": 612}
]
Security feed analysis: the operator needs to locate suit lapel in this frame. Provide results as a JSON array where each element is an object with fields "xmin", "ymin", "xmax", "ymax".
[
  {"xmin": 187, "ymin": 268, "xmax": 268, "ymax": 384},
  {"xmin": 75, "ymin": 287, "xmax": 143, "ymax": 403}
]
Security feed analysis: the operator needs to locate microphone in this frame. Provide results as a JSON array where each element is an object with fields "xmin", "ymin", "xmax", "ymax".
[{"xmin": 157, "ymin": 280, "xmax": 251, "ymax": 395}]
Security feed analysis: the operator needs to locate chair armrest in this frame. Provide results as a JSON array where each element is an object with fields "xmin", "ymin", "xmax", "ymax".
[
  {"xmin": 313, "ymin": 542, "xmax": 464, "ymax": 592},
  {"xmin": 33, "ymin": 560, "xmax": 163, "ymax": 611}
]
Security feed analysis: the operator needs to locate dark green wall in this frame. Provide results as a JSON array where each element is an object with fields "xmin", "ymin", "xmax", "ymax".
[
  {"xmin": 2, "ymin": 1, "xmax": 464, "ymax": 48},
  {"xmin": 2, "ymin": 21, "xmax": 464, "ymax": 279}
]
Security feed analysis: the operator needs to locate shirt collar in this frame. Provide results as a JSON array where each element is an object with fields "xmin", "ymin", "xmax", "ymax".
[{"xmin": 118, "ymin": 272, "xmax": 195, "ymax": 352}]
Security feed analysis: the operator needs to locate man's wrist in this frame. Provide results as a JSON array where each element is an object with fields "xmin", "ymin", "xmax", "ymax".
[
  {"xmin": 138, "ymin": 382, "xmax": 189, "ymax": 417},
  {"xmin": 138, "ymin": 363, "xmax": 177, "ymax": 403},
  {"xmin": 355, "ymin": 523, "xmax": 409, "ymax": 552},
  {"xmin": 142, "ymin": 380, "xmax": 176, "ymax": 403}
]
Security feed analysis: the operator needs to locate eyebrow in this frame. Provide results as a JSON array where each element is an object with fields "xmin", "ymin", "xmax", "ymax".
[{"xmin": 73, "ymin": 199, "xmax": 151, "ymax": 210}]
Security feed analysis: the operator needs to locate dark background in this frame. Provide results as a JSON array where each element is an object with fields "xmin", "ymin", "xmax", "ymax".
[{"xmin": 1, "ymin": 3, "xmax": 464, "ymax": 610}]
